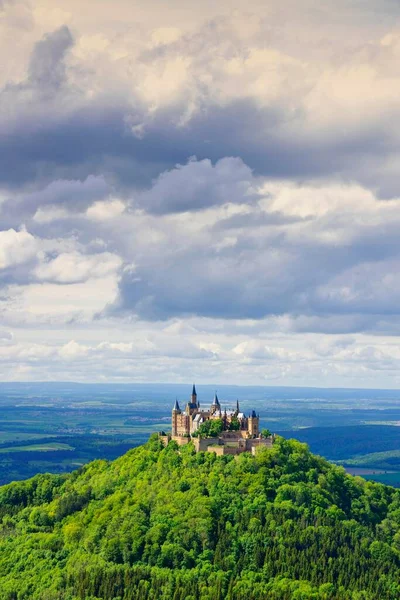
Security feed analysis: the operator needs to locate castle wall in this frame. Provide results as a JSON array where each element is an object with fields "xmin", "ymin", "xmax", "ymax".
[
  {"xmin": 248, "ymin": 436, "xmax": 273, "ymax": 454},
  {"xmin": 207, "ymin": 446, "xmax": 225, "ymax": 456},
  {"xmin": 220, "ymin": 430, "xmax": 248, "ymax": 440},
  {"xmin": 207, "ymin": 445, "xmax": 246, "ymax": 456},
  {"xmin": 171, "ymin": 435, "xmax": 190, "ymax": 446},
  {"xmin": 193, "ymin": 437, "xmax": 221, "ymax": 452}
]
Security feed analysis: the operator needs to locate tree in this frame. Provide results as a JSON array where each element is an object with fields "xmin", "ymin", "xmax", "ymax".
[
  {"xmin": 192, "ymin": 419, "xmax": 223, "ymax": 438},
  {"xmin": 229, "ymin": 417, "xmax": 240, "ymax": 431}
]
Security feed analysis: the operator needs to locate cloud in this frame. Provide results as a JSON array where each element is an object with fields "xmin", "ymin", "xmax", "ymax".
[
  {"xmin": 110, "ymin": 179, "xmax": 400, "ymax": 327},
  {"xmin": 135, "ymin": 157, "xmax": 258, "ymax": 214},
  {"xmin": 28, "ymin": 25, "xmax": 73, "ymax": 91},
  {"xmin": 86, "ymin": 198, "xmax": 125, "ymax": 221},
  {"xmin": 1, "ymin": 176, "xmax": 110, "ymax": 228},
  {"xmin": 232, "ymin": 340, "xmax": 298, "ymax": 360},
  {"xmin": 2, "ymin": 11, "xmax": 400, "ymax": 197},
  {"xmin": 34, "ymin": 250, "xmax": 123, "ymax": 283},
  {"xmin": 3, "ymin": 2, "xmax": 400, "ymax": 385},
  {"xmin": 2, "ymin": 276, "xmax": 120, "ymax": 324},
  {"xmin": 0, "ymin": 228, "xmax": 38, "ymax": 269},
  {"xmin": 58, "ymin": 339, "xmax": 89, "ymax": 359}
]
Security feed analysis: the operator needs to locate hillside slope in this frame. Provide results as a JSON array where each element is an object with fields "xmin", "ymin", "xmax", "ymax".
[{"xmin": 0, "ymin": 436, "xmax": 400, "ymax": 600}]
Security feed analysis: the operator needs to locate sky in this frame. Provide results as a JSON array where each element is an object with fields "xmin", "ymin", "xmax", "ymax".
[{"xmin": 2, "ymin": 0, "xmax": 400, "ymax": 387}]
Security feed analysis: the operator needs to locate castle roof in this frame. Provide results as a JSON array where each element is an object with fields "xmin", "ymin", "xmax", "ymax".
[
  {"xmin": 211, "ymin": 392, "xmax": 220, "ymax": 407},
  {"xmin": 192, "ymin": 383, "xmax": 197, "ymax": 396},
  {"xmin": 173, "ymin": 399, "xmax": 181, "ymax": 411}
]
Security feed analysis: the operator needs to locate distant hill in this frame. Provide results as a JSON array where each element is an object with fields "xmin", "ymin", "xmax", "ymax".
[
  {"xmin": 0, "ymin": 436, "xmax": 400, "ymax": 599},
  {"xmin": 277, "ymin": 425, "xmax": 400, "ymax": 461}
]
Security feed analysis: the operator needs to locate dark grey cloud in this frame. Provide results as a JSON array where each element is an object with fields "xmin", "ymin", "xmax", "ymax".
[
  {"xmin": 135, "ymin": 157, "xmax": 259, "ymax": 214},
  {"xmin": 0, "ymin": 89, "xmax": 393, "ymax": 204},
  {"xmin": 28, "ymin": 26, "xmax": 73, "ymax": 91},
  {"xmin": 0, "ymin": 21, "xmax": 397, "ymax": 203},
  {"xmin": 0, "ymin": 176, "xmax": 109, "ymax": 229},
  {"xmin": 215, "ymin": 209, "xmax": 310, "ymax": 229},
  {"xmin": 109, "ymin": 194, "xmax": 400, "ymax": 328}
]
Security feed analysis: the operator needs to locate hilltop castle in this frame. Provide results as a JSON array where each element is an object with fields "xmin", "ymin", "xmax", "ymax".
[{"xmin": 161, "ymin": 385, "xmax": 273, "ymax": 456}]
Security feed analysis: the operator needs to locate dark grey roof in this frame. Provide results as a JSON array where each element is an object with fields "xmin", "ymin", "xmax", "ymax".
[
  {"xmin": 192, "ymin": 383, "xmax": 197, "ymax": 396},
  {"xmin": 212, "ymin": 392, "xmax": 220, "ymax": 407},
  {"xmin": 173, "ymin": 399, "xmax": 181, "ymax": 411}
]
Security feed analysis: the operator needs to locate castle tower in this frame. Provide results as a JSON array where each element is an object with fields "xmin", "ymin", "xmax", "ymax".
[
  {"xmin": 223, "ymin": 407, "xmax": 227, "ymax": 429},
  {"xmin": 210, "ymin": 392, "xmax": 221, "ymax": 415},
  {"xmin": 191, "ymin": 384, "xmax": 198, "ymax": 406},
  {"xmin": 172, "ymin": 399, "xmax": 181, "ymax": 436},
  {"xmin": 248, "ymin": 410, "xmax": 259, "ymax": 437}
]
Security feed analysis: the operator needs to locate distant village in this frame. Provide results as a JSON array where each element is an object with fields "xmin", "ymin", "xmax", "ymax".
[{"xmin": 160, "ymin": 385, "xmax": 274, "ymax": 455}]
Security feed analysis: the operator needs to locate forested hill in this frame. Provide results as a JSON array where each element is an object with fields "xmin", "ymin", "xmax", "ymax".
[{"xmin": 1, "ymin": 437, "xmax": 400, "ymax": 600}]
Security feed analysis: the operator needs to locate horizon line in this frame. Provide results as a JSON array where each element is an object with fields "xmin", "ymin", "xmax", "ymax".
[{"xmin": 0, "ymin": 380, "xmax": 399, "ymax": 392}]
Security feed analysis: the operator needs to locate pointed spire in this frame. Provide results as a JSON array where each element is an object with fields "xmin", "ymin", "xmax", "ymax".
[
  {"xmin": 192, "ymin": 383, "xmax": 197, "ymax": 397},
  {"xmin": 173, "ymin": 398, "xmax": 181, "ymax": 411},
  {"xmin": 236, "ymin": 399, "xmax": 240, "ymax": 413},
  {"xmin": 212, "ymin": 392, "xmax": 220, "ymax": 407}
]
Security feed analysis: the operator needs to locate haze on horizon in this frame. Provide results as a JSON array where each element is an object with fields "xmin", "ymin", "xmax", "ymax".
[{"xmin": 1, "ymin": 0, "xmax": 400, "ymax": 388}]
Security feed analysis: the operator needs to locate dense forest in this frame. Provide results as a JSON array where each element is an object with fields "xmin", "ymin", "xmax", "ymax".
[{"xmin": 0, "ymin": 435, "xmax": 400, "ymax": 599}]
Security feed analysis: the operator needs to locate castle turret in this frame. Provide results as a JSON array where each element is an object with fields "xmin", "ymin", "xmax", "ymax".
[
  {"xmin": 172, "ymin": 399, "xmax": 181, "ymax": 436},
  {"xmin": 210, "ymin": 392, "xmax": 221, "ymax": 415},
  {"xmin": 248, "ymin": 409, "xmax": 259, "ymax": 437},
  {"xmin": 191, "ymin": 384, "xmax": 197, "ymax": 405}
]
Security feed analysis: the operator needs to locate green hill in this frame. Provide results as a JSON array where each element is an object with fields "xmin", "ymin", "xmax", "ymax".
[{"xmin": 0, "ymin": 435, "xmax": 400, "ymax": 600}]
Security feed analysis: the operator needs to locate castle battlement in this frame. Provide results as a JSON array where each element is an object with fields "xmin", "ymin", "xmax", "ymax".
[{"xmin": 161, "ymin": 385, "xmax": 274, "ymax": 456}]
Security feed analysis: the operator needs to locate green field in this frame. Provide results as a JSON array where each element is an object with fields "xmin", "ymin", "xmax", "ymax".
[{"xmin": 0, "ymin": 442, "xmax": 74, "ymax": 453}]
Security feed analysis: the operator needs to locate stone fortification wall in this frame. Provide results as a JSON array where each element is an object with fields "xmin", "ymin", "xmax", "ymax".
[
  {"xmin": 206, "ymin": 445, "xmax": 243, "ymax": 456},
  {"xmin": 248, "ymin": 436, "xmax": 274, "ymax": 453},
  {"xmin": 220, "ymin": 430, "xmax": 248, "ymax": 440},
  {"xmin": 192, "ymin": 437, "xmax": 221, "ymax": 452},
  {"xmin": 171, "ymin": 435, "xmax": 191, "ymax": 446}
]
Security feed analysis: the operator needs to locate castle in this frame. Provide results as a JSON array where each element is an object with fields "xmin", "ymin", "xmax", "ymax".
[{"xmin": 161, "ymin": 385, "xmax": 274, "ymax": 456}]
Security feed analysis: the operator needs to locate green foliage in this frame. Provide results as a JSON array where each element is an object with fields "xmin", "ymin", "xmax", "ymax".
[
  {"xmin": 0, "ymin": 437, "xmax": 399, "ymax": 599},
  {"xmin": 261, "ymin": 428, "xmax": 272, "ymax": 437},
  {"xmin": 192, "ymin": 418, "xmax": 223, "ymax": 438},
  {"xmin": 229, "ymin": 417, "xmax": 240, "ymax": 431}
]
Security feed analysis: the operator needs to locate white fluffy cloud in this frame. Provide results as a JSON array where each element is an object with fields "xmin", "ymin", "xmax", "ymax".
[
  {"xmin": 86, "ymin": 199, "xmax": 125, "ymax": 221},
  {"xmin": 0, "ymin": 228, "xmax": 38, "ymax": 269},
  {"xmin": 34, "ymin": 251, "xmax": 122, "ymax": 283}
]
